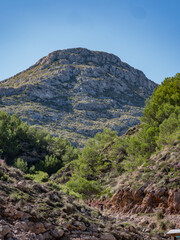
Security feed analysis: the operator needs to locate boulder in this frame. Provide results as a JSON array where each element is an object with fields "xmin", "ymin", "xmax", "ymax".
[
  {"xmin": 74, "ymin": 221, "xmax": 87, "ymax": 231},
  {"xmin": 100, "ymin": 233, "xmax": 116, "ymax": 240},
  {"xmin": 0, "ymin": 225, "xmax": 11, "ymax": 236},
  {"xmin": 50, "ymin": 229, "xmax": 64, "ymax": 238}
]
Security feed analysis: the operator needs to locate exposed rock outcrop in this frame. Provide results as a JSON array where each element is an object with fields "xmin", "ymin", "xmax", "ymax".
[
  {"xmin": 107, "ymin": 187, "xmax": 180, "ymax": 214},
  {"xmin": 0, "ymin": 48, "xmax": 157, "ymax": 146}
]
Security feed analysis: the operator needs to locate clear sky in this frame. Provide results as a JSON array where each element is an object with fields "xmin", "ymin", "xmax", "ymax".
[{"xmin": 0, "ymin": 0, "xmax": 180, "ymax": 84}]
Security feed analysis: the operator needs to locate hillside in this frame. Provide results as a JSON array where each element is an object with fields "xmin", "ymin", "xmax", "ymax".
[
  {"xmin": 0, "ymin": 161, "xmax": 167, "ymax": 240},
  {"xmin": 52, "ymin": 126, "xmax": 180, "ymax": 214},
  {"xmin": 51, "ymin": 74, "xmax": 180, "ymax": 236},
  {"xmin": 0, "ymin": 48, "xmax": 157, "ymax": 146},
  {"xmin": 0, "ymin": 70, "xmax": 179, "ymax": 239}
]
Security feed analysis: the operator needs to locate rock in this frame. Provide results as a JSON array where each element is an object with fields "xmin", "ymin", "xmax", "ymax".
[
  {"xmin": 73, "ymin": 221, "xmax": 87, "ymax": 231},
  {"xmin": 33, "ymin": 183, "xmax": 47, "ymax": 193},
  {"xmin": 44, "ymin": 222, "xmax": 53, "ymax": 230},
  {"xmin": 100, "ymin": 233, "xmax": 116, "ymax": 240},
  {"xmin": 128, "ymin": 225, "xmax": 136, "ymax": 233},
  {"xmin": 149, "ymin": 222, "xmax": 157, "ymax": 229},
  {"xmin": 14, "ymin": 210, "xmax": 31, "ymax": 220},
  {"xmin": 41, "ymin": 231, "xmax": 52, "ymax": 240},
  {"xmin": 50, "ymin": 228, "xmax": 64, "ymax": 238},
  {"xmin": 139, "ymin": 220, "xmax": 149, "ymax": 226},
  {"xmin": 0, "ymin": 225, "xmax": 11, "ymax": 236},
  {"xmin": 81, "ymin": 237, "xmax": 99, "ymax": 240},
  {"xmin": 81, "ymin": 207, "xmax": 86, "ymax": 213},
  {"xmin": 28, "ymin": 222, "xmax": 46, "ymax": 234},
  {"xmin": 47, "ymin": 190, "xmax": 60, "ymax": 202},
  {"xmin": 15, "ymin": 180, "xmax": 26, "ymax": 190},
  {"xmin": 14, "ymin": 222, "xmax": 27, "ymax": 231},
  {"xmin": 6, "ymin": 231, "xmax": 14, "ymax": 239},
  {"xmin": 174, "ymin": 191, "xmax": 180, "ymax": 211},
  {"xmin": 0, "ymin": 220, "xmax": 7, "ymax": 225}
]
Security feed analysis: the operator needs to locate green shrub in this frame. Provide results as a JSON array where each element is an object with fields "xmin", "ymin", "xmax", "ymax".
[
  {"xmin": 14, "ymin": 158, "xmax": 28, "ymax": 173},
  {"xmin": 66, "ymin": 175, "xmax": 102, "ymax": 198},
  {"xmin": 62, "ymin": 145, "xmax": 79, "ymax": 164},
  {"xmin": 157, "ymin": 107, "xmax": 180, "ymax": 147},
  {"xmin": 94, "ymin": 128, "xmax": 118, "ymax": 147},
  {"xmin": 156, "ymin": 211, "xmax": 164, "ymax": 220},
  {"xmin": 36, "ymin": 154, "xmax": 62, "ymax": 175},
  {"xmin": 0, "ymin": 170, "xmax": 9, "ymax": 181},
  {"xmin": 26, "ymin": 171, "xmax": 49, "ymax": 183},
  {"xmin": 159, "ymin": 220, "xmax": 167, "ymax": 230},
  {"xmin": 29, "ymin": 165, "xmax": 36, "ymax": 174}
]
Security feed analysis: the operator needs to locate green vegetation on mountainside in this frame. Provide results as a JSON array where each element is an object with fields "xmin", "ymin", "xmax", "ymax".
[
  {"xmin": 0, "ymin": 73, "xmax": 179, "ymax": 200},
  {"xmin": 57, "ymin": 73, "xmax": 180, "ymax": 198},
  {"xmin": 0, "ymin": 111, "xmax": 78, "ymax": 174}
]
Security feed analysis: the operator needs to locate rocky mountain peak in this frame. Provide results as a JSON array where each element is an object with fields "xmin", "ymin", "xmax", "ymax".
[
  {"xmin": 32, "ymin": 47, "xmax": 154, "ymax": 96},
  {"xmin": 0, "ymin": 48, "xmax": 157, "ymax": 145},
  {"xmin": 35, "ymin": 48, "xmax": 121, "ymax": 67}
]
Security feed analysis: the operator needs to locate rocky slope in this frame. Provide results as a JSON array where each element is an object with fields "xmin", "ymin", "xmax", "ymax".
[
  {"xmin": 0, "ymin": 161, "xmax": 169, "ymax": 240},
  {"xmin": 51, "ymin": 125, "xmax": 180, "ymax": 236},
  {"xmin": 0, "ymin": 48, "xmax": 157, "ymax": 146},
  {"xmin": 104, "ymin": 140, "xmax": 180, "ymax": 216}
]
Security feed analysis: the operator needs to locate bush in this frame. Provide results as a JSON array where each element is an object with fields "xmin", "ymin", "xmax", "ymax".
[
  {"xmin": 156, "ymin": 211, "xmax": 164, "ymax": 220},
  {"xmin": 66, "ymin": 175, "xmax": 102, "ymax": 198},
  {"xmin": 36, "ymin": 154, "xmax": 62, "ymax": 175},
  {"xmin": 157, "ymin": 107, "xmax": 180, "ymax": 146},
  {"xmin": 29, "ymin": 165, "xmax": 36, "ymax": 174},
  {"xmin": 14, "ymin": 158, "xmax": 28, "ymax": 173},
  {"xmin": 0, "ymin": 170, "xmax": 9, "ymax": 181},
  {"xmin": 26, "ymin": 171, "xmax": 49, "ymax": 183},
  {"xmin": 62, "ymin": 145, "xmax": 79, "ymax": 164}
]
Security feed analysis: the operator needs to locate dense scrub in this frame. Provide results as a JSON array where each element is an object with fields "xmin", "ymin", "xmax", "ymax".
[{"xmin": 0, "ymin": 111, "xmax": 78, "ymax": 174}]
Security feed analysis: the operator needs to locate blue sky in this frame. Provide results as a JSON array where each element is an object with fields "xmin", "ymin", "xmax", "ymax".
[{"xmin": 0, "ymin": 0, "xmax": 180, "ymax": 84}]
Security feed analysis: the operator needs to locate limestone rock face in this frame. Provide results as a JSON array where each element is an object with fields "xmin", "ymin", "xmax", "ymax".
[{"xmin": 0, "ymin": 48, "xmax": 157, "ymax": 146}]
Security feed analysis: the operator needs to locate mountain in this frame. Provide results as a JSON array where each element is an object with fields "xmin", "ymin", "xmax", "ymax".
[
  {"xmin": 0, "ymin": 48, "xmax": 157, "ymax": 146},
  {"xmin": 0, "ymin": 66, "xmax": 179, "ymax": 239}
]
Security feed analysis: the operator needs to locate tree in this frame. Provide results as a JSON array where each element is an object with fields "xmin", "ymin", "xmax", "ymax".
[
  {"xmin": 125, "ymin": 73, "xmax": 180, "ymax": 167},
  {"xmin": 142, "ymin": 73, "xmax": 180, "ymax": 126},
  {"xmin": 37, "ymin": 154, "xmax": 62, "ymax": 175}
]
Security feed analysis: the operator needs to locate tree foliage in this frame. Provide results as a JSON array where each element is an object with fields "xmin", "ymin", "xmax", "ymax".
[
  {"xmin": 66, "ymin": 175, "xmax": 102, "ymax": 197},
  {"xmin": 0, "ymin": 111, "xmax": 78, "ymax": 173},
  {"xmin": 124, "ymin": 73, "xmax": 180, "ymax": 168},
  {"xmin": 142, "ymin": 73, "xmax": 180, "ymax": 126}
]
